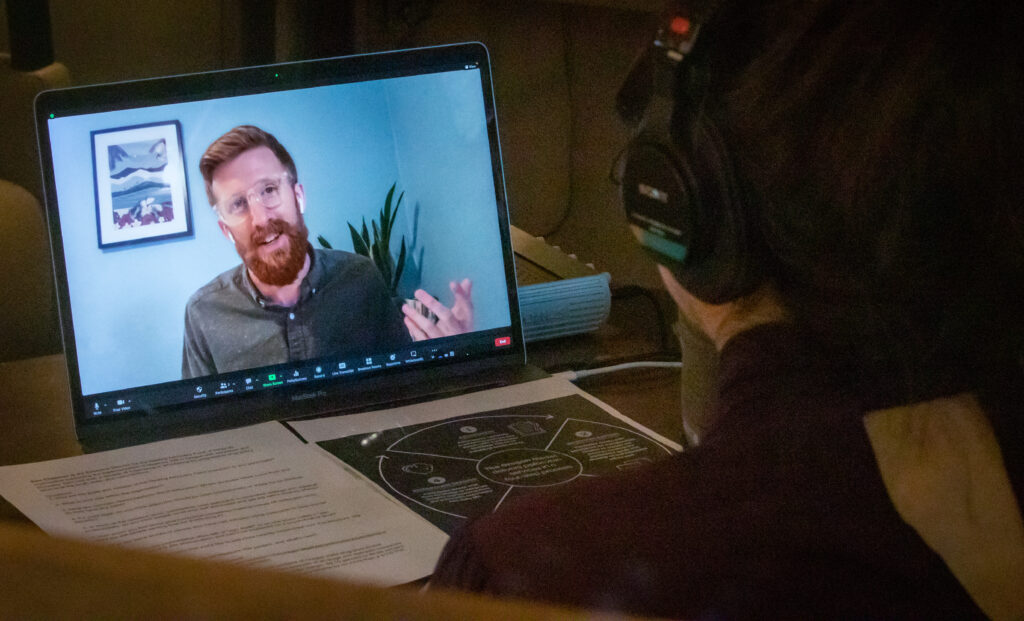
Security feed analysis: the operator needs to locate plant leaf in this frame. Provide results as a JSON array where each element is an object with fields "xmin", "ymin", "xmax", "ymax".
[
  {"xmin": 360, "ymin": 219, "xmax": 371, "ymax": 250},
  {"xmin": 379, "ymin": 208, "xmax": 389, "ymax": 248},
  {"xmin": 393, "ymin": 237, "xmax": 407, "ymax": 292},
  {"xmin": 380, "ymin": 185, "xmax": 393, "ymax": 246},
  {"xmin": 392, "ymin": 190, "xmax": 403, "ymax": 217},
  {"xmin": 348, "ymin": 224, "xmax": 369, "ymax": 257},
  {"xmin": 372, "ymin": 239, "xmax": 391, "ymax": 285},
  {"xmin": 343, "ymin": 183, "xmax": 407, "ymax": 296},
  {"xmin": 385, "ymin": 190, "xmax": 403, "ymax": 244},
  {"xmin": 316, "ymin": 234, "xmax": 333, "ymax": 250},
  {"xmin": 383, "ymin": 183, "xmax": 396, "ymax": 224},
  {"xmin": 383, "ymin": 185, "xmax": 402, "ymax": 246}
]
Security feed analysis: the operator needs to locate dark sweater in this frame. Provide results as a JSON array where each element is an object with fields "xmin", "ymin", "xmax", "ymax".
[{"xmin": 430, "ymin": 325, "xmax": 993, "ymax": 618}]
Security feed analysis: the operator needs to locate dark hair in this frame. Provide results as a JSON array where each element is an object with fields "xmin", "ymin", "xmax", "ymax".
[
  {"xmin": 695, "ymin": 0, "xmax": 1023, "ymax": 407},
  {"xmin": 199, "ymin": 125, "xmax": 298, "ymax": 205}
]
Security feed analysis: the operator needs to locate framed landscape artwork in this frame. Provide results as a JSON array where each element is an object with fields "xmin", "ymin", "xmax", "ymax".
[{"xmin": 91, "ymin": 121, "xmax": 193, "ymax": 248}]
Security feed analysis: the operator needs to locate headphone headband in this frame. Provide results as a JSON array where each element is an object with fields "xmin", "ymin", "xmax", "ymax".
[{"xmin": 617, "ymin": 7, "xmax": 701, "ymax": 127}]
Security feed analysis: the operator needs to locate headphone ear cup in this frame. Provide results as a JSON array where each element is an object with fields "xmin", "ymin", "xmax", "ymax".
[
  {"xmin": 621, "ymin": 132, "xmax": 700, "ymax": 273},
  {"xmin": 621, "ymin": 115, "xmax": 763, "ymax": 304},
  {"xmin": 676, "ymin": 116, "xmax": 763, "ymax": 303}
]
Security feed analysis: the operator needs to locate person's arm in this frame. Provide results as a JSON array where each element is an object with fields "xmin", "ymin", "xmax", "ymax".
[
  {"xmin": 865, "ymin": 394, "xmax": 1024, "ymax": 621},
  {"xmin": 181, "ymin": 303, "xmax": 216, "ymax": 379},
  {"xmin": 429, "ymin": 323, "xmax": 989, "ymax": 618}
]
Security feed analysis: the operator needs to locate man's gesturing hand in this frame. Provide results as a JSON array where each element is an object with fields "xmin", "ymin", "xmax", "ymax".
[{"xmin": 402, "ymin": 278, "xmax": 474, "ymax": 341}]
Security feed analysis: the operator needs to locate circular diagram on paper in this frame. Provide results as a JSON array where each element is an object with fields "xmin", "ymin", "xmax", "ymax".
[{"xmin": 371, "ymin": 415, "xmax": 672, "ymax": 521}]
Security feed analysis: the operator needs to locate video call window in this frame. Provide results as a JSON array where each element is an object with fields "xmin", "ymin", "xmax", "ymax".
[{"xmin": 47, "ymin": 68, "xmax": 513, "ymax": 399}]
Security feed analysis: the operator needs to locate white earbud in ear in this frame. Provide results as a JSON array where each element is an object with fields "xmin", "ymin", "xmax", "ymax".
[
  {"xmin": 298, "ymin": 194, "xmax": 305, "ymax": 214},
  {"xmin": 228, "ymin": 231, "xmax": 235, "ymax": 243}
]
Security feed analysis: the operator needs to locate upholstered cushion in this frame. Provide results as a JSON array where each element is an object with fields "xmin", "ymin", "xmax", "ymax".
[{"xmin": 0, "ymin": 179, "xmax": 60, "ymax": 361}]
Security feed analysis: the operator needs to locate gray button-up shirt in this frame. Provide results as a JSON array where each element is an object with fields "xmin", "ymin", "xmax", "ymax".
[{"xmin": 182, "ymin": 248, "xmax": 410, "ymax": 378}]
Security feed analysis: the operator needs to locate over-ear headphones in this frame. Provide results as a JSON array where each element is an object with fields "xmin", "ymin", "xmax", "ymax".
[{"xmin": 615, "ymin": 7, "xmax": 763, "ymax": 304}]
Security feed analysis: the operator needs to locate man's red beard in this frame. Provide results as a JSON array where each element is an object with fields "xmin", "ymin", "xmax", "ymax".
[{"xmin": 239, "ymin": 218, "xmax": 310, "ymax": 287}]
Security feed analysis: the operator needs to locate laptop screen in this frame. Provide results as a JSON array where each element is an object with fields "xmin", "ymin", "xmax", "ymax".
[{"xmin": 36, "ymin": 43, "xmax": 523, "ymax": 431}]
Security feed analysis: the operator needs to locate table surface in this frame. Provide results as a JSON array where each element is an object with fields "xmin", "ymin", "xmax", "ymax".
[{"xmin": 0, "ymin": 294, "xmax": 682, "ymax": 523}]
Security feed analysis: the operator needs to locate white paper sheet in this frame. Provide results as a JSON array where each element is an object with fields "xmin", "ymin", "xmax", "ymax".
[
  {"xmin": 290, "ymin": 377, "xmax": 683, "ymax": 451},
  {"xmin": 0, "ymin": 422, "xmax": 447, "ymax": 586}
]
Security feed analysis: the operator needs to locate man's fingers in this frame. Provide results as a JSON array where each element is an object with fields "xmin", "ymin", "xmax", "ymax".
[
  {"xmin": 450, "ymin": 278, "xmax": 472, "ymax": 298},
  {"xmin": 449, "ymin": 280, "xmax": 474, "ymax": 330},
  {"xmin": 404, "ymin": 316, "xmax": 430, "ymax": 341},
  {"xmin": 403, "ymin": 304, "xmax": 441, "ymax": 340},
  {"xmin": 449, "ymin": 279, "xmax": 474, "ymax": 317},
  {"xmin": 413, "ymin": 289, "xmax": 454, "ymax": 323},
  {"xmin": 407, "ymin": 280, "xmax": 474, "ymax": 337}
]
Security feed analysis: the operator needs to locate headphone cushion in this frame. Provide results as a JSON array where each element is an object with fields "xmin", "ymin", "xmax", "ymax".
[{"xmin": 622, "ymin": 115, "xmax": 763, "ymax": 304}]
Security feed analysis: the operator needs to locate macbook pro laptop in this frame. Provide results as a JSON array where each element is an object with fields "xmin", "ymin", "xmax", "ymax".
[{"xmin": 35, "ymin": 43, "xmax": 542, "ymax": 453}]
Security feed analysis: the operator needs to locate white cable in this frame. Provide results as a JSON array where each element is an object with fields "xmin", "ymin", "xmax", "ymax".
[{"xmin": 553, "ymin": 361, "xmax": 682, "ymax": 382}]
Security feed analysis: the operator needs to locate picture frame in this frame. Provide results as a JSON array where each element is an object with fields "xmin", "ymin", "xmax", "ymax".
[{"xmin": 91, "ymin": 120, "xmax": 193, "ymax": 248}]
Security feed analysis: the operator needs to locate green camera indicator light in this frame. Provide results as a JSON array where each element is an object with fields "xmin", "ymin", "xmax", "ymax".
[{"xmin": 268, "ymin": 373, "xmax": 276, "ymax": 381}]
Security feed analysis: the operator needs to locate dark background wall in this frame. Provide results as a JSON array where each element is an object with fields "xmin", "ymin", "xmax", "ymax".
[{"xmin": 2, "ymin": 0, "xmax": 664, "ymax": 288}]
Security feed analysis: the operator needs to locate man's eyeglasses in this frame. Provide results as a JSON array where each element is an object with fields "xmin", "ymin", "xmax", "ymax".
[{"xmin": 214, "ymin": 172, "xmax": 294, "ymax": 226}]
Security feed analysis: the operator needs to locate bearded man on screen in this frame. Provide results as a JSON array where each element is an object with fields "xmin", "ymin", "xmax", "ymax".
[{"xmin": 181, "ymin": 125, "xmax": 473, "ymax": 378}]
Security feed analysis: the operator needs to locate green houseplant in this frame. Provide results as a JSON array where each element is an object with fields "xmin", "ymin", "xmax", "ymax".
[{"xmin": 318, "ymin": 183, "xmax": 407, "ymax": 297}]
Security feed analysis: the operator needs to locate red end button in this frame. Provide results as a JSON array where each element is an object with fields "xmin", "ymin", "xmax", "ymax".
[
  {"xmin": 670, "ymin": 16, "xmax": 691, "ymax": 35},
  {"xmin": 494, "ymin": 336, "xmax": 511, "ymax": 347}
]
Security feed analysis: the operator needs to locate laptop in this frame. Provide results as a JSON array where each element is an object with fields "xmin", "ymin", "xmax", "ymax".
[{"xmin": 35, "ymin": 43, "xmax": 543, "ymax": 453}]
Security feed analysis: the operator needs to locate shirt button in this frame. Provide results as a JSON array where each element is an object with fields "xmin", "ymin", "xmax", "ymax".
[{"xmin": 289, "ymin": 312, "xmax": 295, "ymax": 320}]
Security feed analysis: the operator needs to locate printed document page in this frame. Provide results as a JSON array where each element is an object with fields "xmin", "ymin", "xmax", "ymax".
[
  {"xmin": 290, "ymin": 376, "xmax": 681, "ymax": 449},
  {"xmin": 0, "ymin": 421, "xmax": 447, "ymax": 586},
  {"xmin": 290, "ymin": 377, "xmax": 683, "ymax": 535}
]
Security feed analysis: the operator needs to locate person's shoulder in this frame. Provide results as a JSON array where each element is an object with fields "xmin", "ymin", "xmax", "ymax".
[
  {"xmin": 314, "ymin": 248, "xmax": 379, "ymax": 279},
  {"xmin": 314, "ymin": 248, "xmax": 373, "ymax": 267},
  {"xmin": 185, "ymin": 264, "xmax": 245, "ymax": 310}
]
